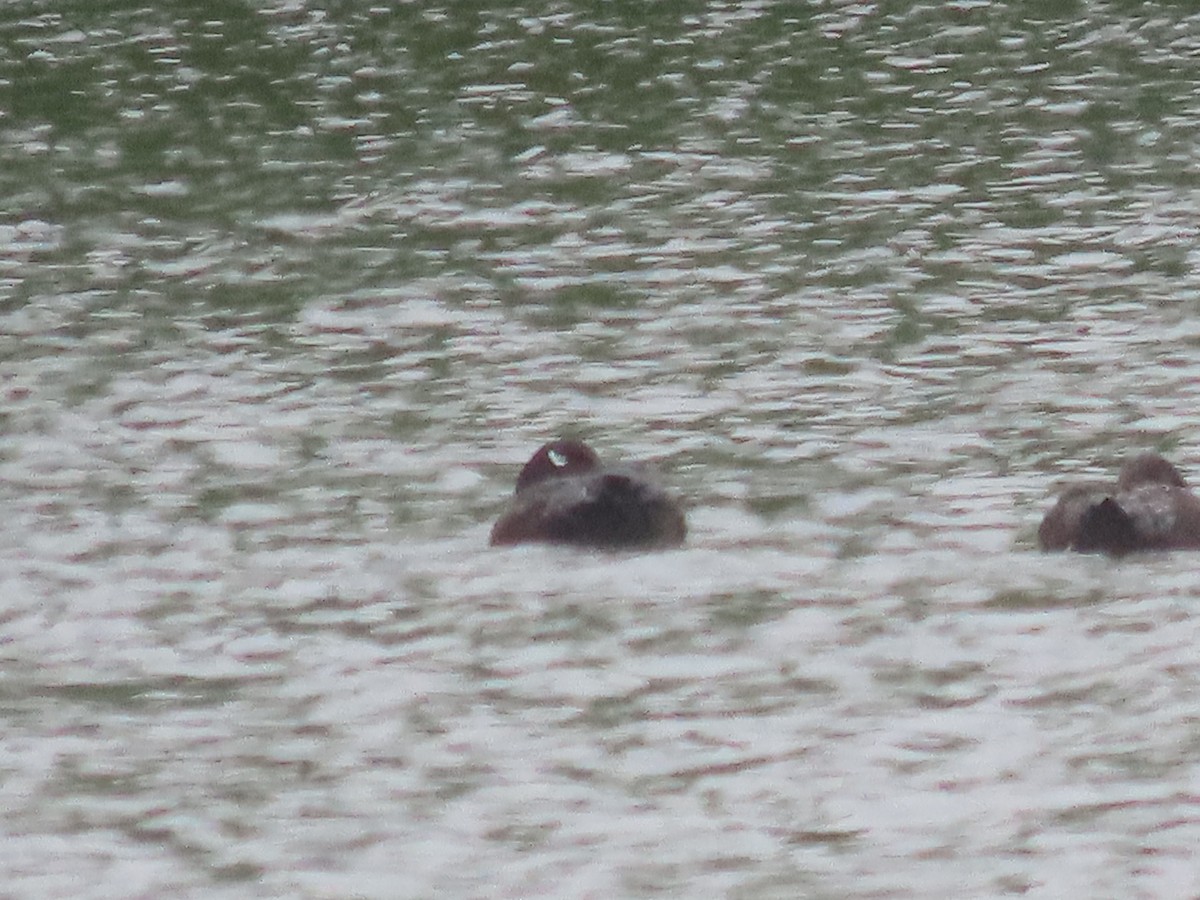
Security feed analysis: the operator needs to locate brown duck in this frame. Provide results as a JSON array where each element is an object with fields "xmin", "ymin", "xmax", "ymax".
[
  {"xmin": 1039, "ymin": 452, "xmax": 1200, "ymax": 555},
  {"xmin": 490, "ymin": 439, "xmax": 686, "ymax": 549}
]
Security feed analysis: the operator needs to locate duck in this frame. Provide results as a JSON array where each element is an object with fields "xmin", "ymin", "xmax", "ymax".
[
  {"xmin": 490, "ymin": 439, "xmax": 686, "ymax": 549},
  {"xmin": 1038, "ymin": 452, "xmax": 1200, "ymax": 555}
]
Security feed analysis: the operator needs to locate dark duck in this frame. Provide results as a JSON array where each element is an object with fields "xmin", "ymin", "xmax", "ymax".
[
  {"xmin": 490, "ymin": 439, "xmax": 686, "ymax": 549},
  {"xmin": 1039, "ymin": 452, "xmax": 1200, "ymax": 555}
]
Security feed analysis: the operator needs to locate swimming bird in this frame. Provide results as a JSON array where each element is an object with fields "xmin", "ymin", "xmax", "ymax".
[
  {"xmin": 490, "ymin": 439, "xmax": 686, "ymax": 549},
  {"xmin": 1038, "ymin": 452, "xmax": 1200, "ymax": 555}
]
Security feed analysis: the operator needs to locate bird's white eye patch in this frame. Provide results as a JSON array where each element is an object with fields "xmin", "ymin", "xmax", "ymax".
[{"xmin": 548, "ymin": 448, "xmax": 568, "ymax": 468}]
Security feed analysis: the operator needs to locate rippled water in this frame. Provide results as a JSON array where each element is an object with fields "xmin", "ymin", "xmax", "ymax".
[{"xmin": 5, "ymin": 3, "xmax": 1200, "ymax": 897}]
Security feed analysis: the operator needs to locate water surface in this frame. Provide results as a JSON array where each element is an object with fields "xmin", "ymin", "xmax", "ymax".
[{"xmin": 4, "ymin": 3, "xmax": 1200, "ymax": 897}]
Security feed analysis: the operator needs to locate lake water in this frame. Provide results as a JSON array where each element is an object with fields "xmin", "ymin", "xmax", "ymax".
[{"xmin": 4, "ymin": 3, "xmax": 1200, "ymax": 897}]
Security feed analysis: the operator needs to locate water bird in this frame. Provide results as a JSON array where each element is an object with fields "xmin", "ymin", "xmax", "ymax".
[
  {"xmin": 1038, "ymin": 452, "xmax": 1200, "ymax": 555},
  {"xmin": 490, "ymin": 439, "xmax": 686, "ymax": 549}
]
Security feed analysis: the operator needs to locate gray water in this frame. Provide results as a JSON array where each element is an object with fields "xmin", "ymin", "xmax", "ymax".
[{"xmin": 4, "ymin": 3, "xmax": 1200, "ymax": 897}]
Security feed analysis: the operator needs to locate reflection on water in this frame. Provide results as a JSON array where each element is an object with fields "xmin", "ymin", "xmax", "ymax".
[{"xmin": 4, "ymin": 3, "xmax": 1200, "ymax": 897}]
